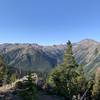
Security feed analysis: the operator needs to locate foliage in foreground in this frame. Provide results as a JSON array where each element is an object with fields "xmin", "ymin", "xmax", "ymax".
[
  {"xmin": 17, "ymin": 72, "xmax": 38, "ymax": 100},
  {"xmin": 92, "ymin": 68, "xmax": 100, "ymax": 100},
  {"xmin": 47, "ymin": 41, "xmax": 97, "ymax": 100}
]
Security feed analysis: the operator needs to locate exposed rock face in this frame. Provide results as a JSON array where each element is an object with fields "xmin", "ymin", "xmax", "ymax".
[
  {"xmin": 0, "ymin": 44, "xmax": 65, "ymax": 73},
  {"xmin": 0, "ymin": 39, "xmax": 99, "ymax": 75}
]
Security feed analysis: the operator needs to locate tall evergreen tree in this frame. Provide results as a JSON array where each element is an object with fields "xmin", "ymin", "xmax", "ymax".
[
  {"xmin": 63, "ymin": 40, "xmax": 78, "ymax": 67},
  {"xmin": 47, "ymin": 41, "xmax": 81, "ymax": 99},
  {"xmin": 47, "ymin": 40, "xmax": 91, "ymax": 100},
  {"xmin": 92, "ymin": 68, "xmax": 100, "ymax": 100},
  {"xmin": 18, "ymin": 72, "xmax": 38, "ymax": 100},
  {"xmin": 0, "ymin": 55, "xmax": 7, "ymax": 85}
]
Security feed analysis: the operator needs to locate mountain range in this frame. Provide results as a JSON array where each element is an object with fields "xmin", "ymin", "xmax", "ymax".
[{"xmin": 0, "ymin": 39, "xmax": 100, "ymax": 76}]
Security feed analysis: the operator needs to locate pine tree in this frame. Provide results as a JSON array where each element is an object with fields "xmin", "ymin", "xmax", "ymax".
[
  {"xmin": 92, "ymin": 68, "xmax": 100, "ymax": 100},
  {"xmin": 27, "ymin": 72, "xmax": 37, "ymax": 100},
  {"xmin": 47, "ymin": 41, "xmax": 80, "ymax": 99},
  {"xmin": 18, "ymin": 72, "xmax": 37, "ymax": 100},
  {"xmin": 0, "ymin": 55, "xmax": 8, "ymax": 85},
  {"xmin": 63, "ymin": 40, "xmax": 78, "ymax": 67},
  {"xmin": 10, "ymin": 73, "xmax": 17, "ymax": 83}
]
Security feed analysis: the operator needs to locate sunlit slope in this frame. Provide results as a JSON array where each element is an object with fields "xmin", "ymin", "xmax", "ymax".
[{"xmin": 0, "ymin": 39, "xmax": 99, "ymax": 75}]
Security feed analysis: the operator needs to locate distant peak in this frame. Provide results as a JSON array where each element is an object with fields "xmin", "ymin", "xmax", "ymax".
[{"xmin": 79, "ymin": 39, "xmax": 98, "ymax": 44}]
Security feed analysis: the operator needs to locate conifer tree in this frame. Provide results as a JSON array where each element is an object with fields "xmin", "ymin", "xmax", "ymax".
[
  {"xmin": 10, "ymin": 73, "xmax": 17, "ymax": 83},
  {"xmin": 18, "ymin": 72, "xmax": 37, "ymax": 100},
  {"xmin": 63, "ymin": 40, "xmax": 78, "ymax": 67},
  {"xmin": 92, "ymin": 68, "xmax": 100, "ymax": 100},
  {"xmin": 27, "ymin": 72, "xmax": 37, "ymax": 100},
  {"xmin": 0, "ymin": 55, "xmax": 8, "ymax": 85},
  {"xmin": 47, "ymin": 41, "xmax": 80, "ymax": 99},
  {"xmin": 47, "ymin": 40, "xmax": 91, "ymax": 100}
]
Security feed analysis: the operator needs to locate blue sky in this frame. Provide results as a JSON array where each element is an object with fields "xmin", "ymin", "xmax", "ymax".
[{"xmin": 0, "ymin": 0, "xmax": 100, "ymax": 45}]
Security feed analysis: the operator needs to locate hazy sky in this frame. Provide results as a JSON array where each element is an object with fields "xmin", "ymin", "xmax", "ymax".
[{"xmin": 0, "ymin": 0, "xmax": 100, "ymax": 45}]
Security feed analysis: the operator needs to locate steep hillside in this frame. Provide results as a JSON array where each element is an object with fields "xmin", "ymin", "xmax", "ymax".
[
  {"xmin": 0, "ymin": 39, "xmax": 99, "ymax": 76},
  {"xmin": 0, "ymin": 44, "xmax": 65, "ymax": 73},
  {"xmin": 73, "ymin": 39, "xmax": 100, "ymax": 75}
]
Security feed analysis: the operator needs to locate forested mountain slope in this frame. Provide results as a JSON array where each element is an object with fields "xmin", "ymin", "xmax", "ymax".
[{"xmin": 0, "ymin": 39, "xmax": 99, "ymax": 75}]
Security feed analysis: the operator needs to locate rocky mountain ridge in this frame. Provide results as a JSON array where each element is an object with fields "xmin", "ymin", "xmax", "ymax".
[{"xmin": 0, "ymin": 39, "xmax": 99, "ymax": 76}]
